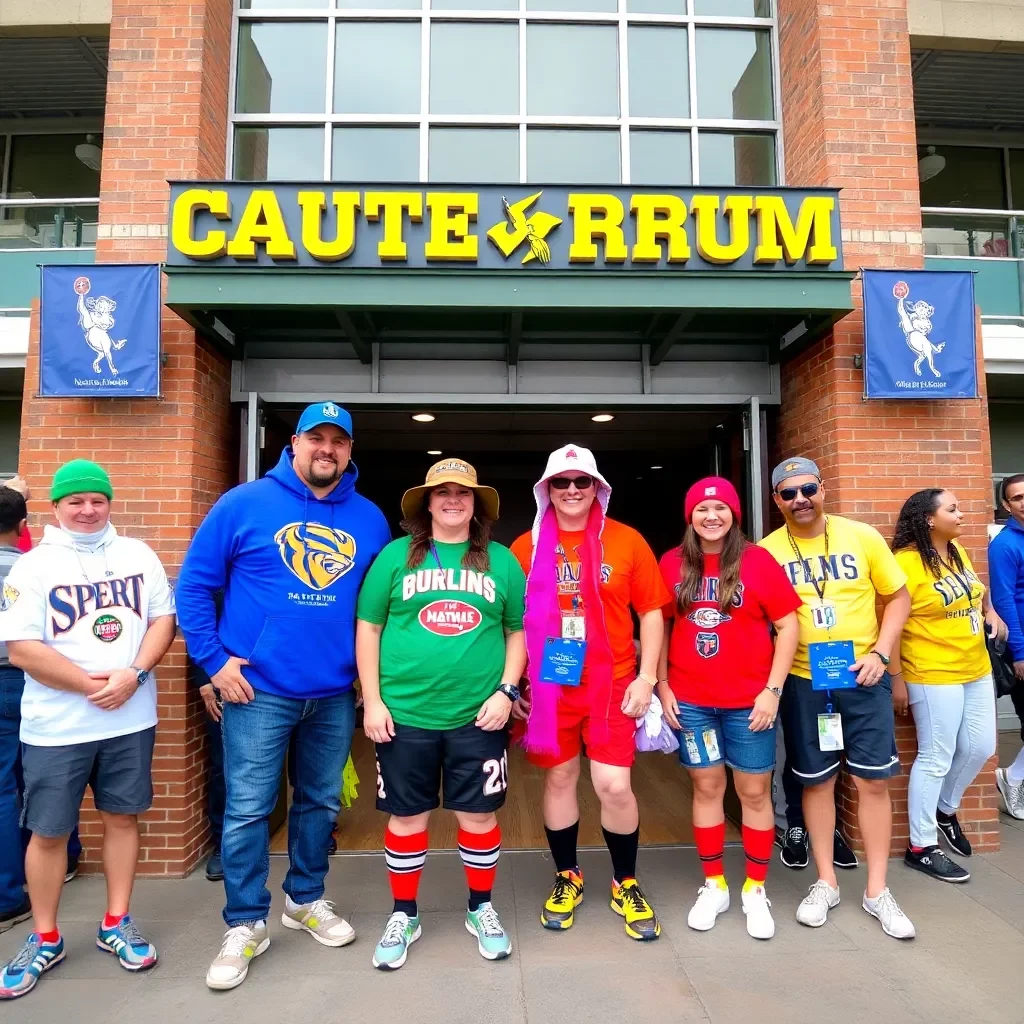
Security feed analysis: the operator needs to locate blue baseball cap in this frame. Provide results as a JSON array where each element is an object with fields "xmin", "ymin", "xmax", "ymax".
[{"xmin": 295, "ymin": 401, "xmax": 353, "ymax": 439}]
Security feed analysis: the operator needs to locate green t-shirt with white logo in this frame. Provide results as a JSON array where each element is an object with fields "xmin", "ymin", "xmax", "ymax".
[{"xmin": 357, "ymin": 536, "xmax": 526, "ymax": 731}]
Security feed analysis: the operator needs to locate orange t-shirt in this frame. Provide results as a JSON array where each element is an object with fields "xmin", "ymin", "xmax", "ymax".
[{"xmin": 511, "ymin": 518, "xmax": 671, "ymax": 682}]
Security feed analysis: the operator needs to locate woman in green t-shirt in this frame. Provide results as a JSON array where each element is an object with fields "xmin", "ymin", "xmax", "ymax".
[{"xmin": 356, "ymin": 458, "xmax": 526, "ymax": 971}]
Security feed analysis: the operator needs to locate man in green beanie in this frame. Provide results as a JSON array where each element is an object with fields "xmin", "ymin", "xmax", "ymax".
[{"xmin": 0, "ymin": 459, "xmax": 176, "ymax": 1000}]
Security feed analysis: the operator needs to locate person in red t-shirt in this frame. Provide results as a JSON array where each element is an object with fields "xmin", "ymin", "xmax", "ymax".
[
  {"xmin": 657, "ymin": 477, "xmax": 800, "ymax": 941},
  {"xmin": 2, "ymin": 477, "xmax": 32, "ymax": 552}
]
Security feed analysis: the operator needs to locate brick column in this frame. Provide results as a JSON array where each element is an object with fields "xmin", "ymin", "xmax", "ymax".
[
  {"xmin": 18, "ymin": 0, "xmax": 236, "ymax": 876},
  {"xmin": 776, "ymin": 0, "xmax": 998, "ymax": 852}
]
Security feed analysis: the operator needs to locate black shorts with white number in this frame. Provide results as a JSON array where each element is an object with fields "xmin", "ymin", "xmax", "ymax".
[{"xmin": 375, "ymin": 720, "xmax": 510, "ymax": 816}]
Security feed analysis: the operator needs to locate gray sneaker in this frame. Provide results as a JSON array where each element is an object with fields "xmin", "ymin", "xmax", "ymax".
[
  {"xmin": 206, "ymin": 922, "xmax": 269, "ymax": 991},
  {"xmin": 281, "ymin": 897, "xmax": 355, "ymax": 947},
  {"xmin": 996, "ymin": 768, "xmax": 1024, "ymax": 820}
]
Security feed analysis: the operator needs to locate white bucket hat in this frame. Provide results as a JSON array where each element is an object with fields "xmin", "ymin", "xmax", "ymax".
[{"xmin": 530, "ymin": 443, "xmax": 612, "ymax": 544}]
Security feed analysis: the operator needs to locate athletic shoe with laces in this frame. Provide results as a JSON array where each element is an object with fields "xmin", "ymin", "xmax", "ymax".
[
  {"xmin": 741, "ymin": 885, "xmax": 775, "ymax": 940},
  {"xmin": 796, "ymin": 879, "xmax": 840, "ymax": 927},
  {"xmin": 0, "ymin": 896, "xmax": 31, "ymax": 935},
  {"xmin": 281, "ymin": 896, "xmax": 355, "ymax": 947},
  {"xmin": 206, "ymin": 921, "xmax": 270, "ymax": 990},
  {"xmin": 686, "ymin": 882, "xmax": 730, "ymax": 931},
  {"xmin": 862, "ymin": 887, "xmax": 915, "ymax": 939},
  {"xmin": 0, "ymin": 933, "xmax": 64, "ymax": 999},
  {"xmin": 465, "ymin": 902, "xmax": 512, "ymax": 960},
  {"xmin": 372, "ymin": 911, "xmax": 421, "ymax": 970},
  {"xmin": 540, "ymin": 869, "xmax": 584, "ymax": 930},
  {"xmin": 995, "ymin": 768, "xmax": 1024, "ymax": 820},
  {"xmin": 778, "ymin": 826, "xmax": 809, "ymax": 869},
  {"xmin": 610, "ymin": 878, "xmax": 661, "ymax": 941},
  {"xmin": 904, "ymin": 845, "xmax": 969, "ymax": 883},
  {"xmin": 936, "ymin": 812, "xmax": 972, "ymax": 857},
  {"xmin": 833, "ymin": 829, "xmax": 859, "ymax": 869},
  {"xmin": 96, "ymin": 914, "xmax": 158, "ymax": 971}
]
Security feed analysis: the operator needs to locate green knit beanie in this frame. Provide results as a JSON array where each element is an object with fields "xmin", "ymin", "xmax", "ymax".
[{"xmin": 50, "ymin": 459, "xmax": 113, "ymax": 502}]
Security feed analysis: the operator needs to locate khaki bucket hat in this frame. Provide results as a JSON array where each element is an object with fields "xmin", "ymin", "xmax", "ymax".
[{"xmin": 401, "ymin": 458, "xmax": 500, "ymax": 521}]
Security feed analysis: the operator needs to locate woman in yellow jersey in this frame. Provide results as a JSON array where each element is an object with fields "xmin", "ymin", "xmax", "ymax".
[{"xmin": 890, "ymin": 488, "xmax": 1006, "ymax": 884}]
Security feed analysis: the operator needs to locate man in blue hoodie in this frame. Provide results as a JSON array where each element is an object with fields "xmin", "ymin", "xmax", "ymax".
[
  {"xmin": 991, "ymin": 473, "xmax": 1024, "ymax": 820},
  {"xmin": 175, "ymin": 402, "xmax": 389, "ymax": 991}
]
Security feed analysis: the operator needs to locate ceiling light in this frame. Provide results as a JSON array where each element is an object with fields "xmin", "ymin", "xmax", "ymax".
[
  {"xmin": 411, "ymin": 413, "xmax": 435, "ymax": 423},
  {"xmin": 427, "ymin": 450, "xmax": 442, "ymax": 455},
  {"xmin": 75, "ymin": 134, "xmax": 102, "ymax": 171},
  {"xmin": 650, "ymin": 465, "xmax": 663, "ymax": 470},
  {"xmin": 918, "ymin": 146, "xmax": 946, "ymax": 183},
  {"xmin": 591, "ymin": 413, "xmax": 615, "ymax": 423}
]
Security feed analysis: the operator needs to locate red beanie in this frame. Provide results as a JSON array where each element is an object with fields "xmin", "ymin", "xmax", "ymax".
[{"xmin": 685, "ymin": 477, "xmax": 742, "ymax": 525}]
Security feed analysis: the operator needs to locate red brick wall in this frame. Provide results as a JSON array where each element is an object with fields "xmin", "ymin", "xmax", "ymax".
[{"xmin": 776, "ymin": 0, "xmax": 998, "ymax": 852}]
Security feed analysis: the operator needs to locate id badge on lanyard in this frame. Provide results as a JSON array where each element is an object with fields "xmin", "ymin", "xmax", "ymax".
[{"xmin": 561, "ymin": 592, "xmax": 586, "ymax": 641}]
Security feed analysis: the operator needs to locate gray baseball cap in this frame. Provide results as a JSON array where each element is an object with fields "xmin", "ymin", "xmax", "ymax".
[{"xmin": 772, "ymin": 457, "xmax": 821, "ymax": 491}]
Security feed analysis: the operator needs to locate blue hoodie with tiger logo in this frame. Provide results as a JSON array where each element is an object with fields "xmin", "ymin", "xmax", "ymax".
[{"xmin": 176, "ymin": 448, "xmax": 390, "ymax": 698}]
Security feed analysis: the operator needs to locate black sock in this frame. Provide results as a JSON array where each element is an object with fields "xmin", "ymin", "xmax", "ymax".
[
  {"xmin": 468, "ymin": 889, "xmax": 490, "ymax": 912},
  {"xmin": 545, "ymin": 821, "xmax": 580, "ymax": 874},
  {"xmin": 936, "ymin": 809, "xmax": 953, "ymax": 823},
  {"xmin": 393, "ymin": 899, "xmax": 417, "ymax": 917},
  {"xmin": 602, "ymin": 825, "xmax": 639, "ymax": 883}
]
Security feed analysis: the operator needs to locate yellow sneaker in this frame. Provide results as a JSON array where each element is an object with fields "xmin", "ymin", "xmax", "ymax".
[
  {"xmin": 540, "ymin": 869, "xmax": 584, "ymax": 930},
  {"xmin": 610, "ymin": 878, "xmax": 661, "ymax": 941}
]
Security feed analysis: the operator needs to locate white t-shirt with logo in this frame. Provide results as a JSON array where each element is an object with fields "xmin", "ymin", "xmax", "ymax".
[{"xmin": 0, "ymin": 523, "xmax": 176, "ymax": 746}]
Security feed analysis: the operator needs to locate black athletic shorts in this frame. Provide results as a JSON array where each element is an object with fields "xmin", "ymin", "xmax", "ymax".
[{"xmin": 375, "ymin": 720, "xmax": 510, "ymax": 816}]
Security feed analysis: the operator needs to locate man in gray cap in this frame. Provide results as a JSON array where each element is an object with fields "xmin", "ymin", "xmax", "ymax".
[{"xmin": 760, "ymin": 457, "xmax": 914, "ymax": 940}]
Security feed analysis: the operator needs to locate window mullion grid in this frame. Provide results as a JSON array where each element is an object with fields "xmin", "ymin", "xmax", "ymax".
[
  {"xmin": 324, "ymin": 10, "xmax": 337, "ymax": 179},
  {"xmin": 686, "ymin": 7, "xmax": 698, "ymax": 183},
  {"xmin": 618, "ymin": 0, "xmax": 629, "ymax": 184},
  {"xmin": 420, "ymin": 1, "xmax": 430, "ymax": 181},
  {"xmin": 226, "ymin": 11, "xmax": 241, "ymax": 176},
  {"xmin": 519, "ymin": 14, "xmax": 528, "ymax": 182}
]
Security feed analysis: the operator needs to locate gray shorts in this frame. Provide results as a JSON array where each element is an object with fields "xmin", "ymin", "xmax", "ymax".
[{"xmin": 21, "ymin": 727, "xmax": 156, "ymax": 837}]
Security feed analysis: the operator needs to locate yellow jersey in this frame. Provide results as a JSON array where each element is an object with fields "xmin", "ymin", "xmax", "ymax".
[
  {"xmin": 759, "ymin": 515, "xmax": 907, "ymax": 679},
  {"xmin": 894, "ymin": 543, "xmax": 990, "ymax": 685}
]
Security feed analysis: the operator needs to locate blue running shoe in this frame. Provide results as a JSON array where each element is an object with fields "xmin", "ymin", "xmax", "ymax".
[
  {"xmin": 96, "ymin": 914, "xmax": 158, "ymax": 971},
  {"xmin": 0, "ymin": 933, "xmax": 65, "ymax": 999}
]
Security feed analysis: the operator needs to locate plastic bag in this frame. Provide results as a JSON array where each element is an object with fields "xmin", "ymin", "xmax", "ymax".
[
  {"xmin": 635, "ymin": 692, "xmax": 680, "ymax": 753},
  {"xmin": 340, "ymin": 754, "xmax": 360, "ymax": 808}
]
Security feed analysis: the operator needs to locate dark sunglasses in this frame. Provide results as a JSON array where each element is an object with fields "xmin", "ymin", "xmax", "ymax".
[
  {"xmin": 778, "ymin": 482, "xmax": 820, "ymax": 501},
  {"xmin": 550, "ymin": 475, "xmax": 595, "ymax": 491}
]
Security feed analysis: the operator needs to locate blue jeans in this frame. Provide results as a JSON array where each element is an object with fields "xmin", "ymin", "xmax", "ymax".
[
  {"xmin": 677, "ymin": 702, "xmax": 776, "ymax": 774},
  {"xmin": 205, "ymin": 715, "xmax": 224, "ymax": 852},
  {"xmin": 220, "ymin": 688, "xmax": 355, "ymax": 926}
]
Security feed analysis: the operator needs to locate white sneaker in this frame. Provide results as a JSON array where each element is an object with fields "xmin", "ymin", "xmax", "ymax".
[
  {"xmin": 796, "ymin": 880, "xmax": 840, "ymax": 927},
  {"xmin": 862, "ymin": 887, "xmax": 915, "ymax": 939},
  {"xmin": 995, "ymin": 768, "xmax": 1024, "ymax": 820},
  {"xmin": 741, "ymin": 885, "xmax": 775, "ymax": 940},
  {"xmin": 206, "ymin": 921, "xmax": 270, "ymax": 990},
  {"xmin": 687, "ymin": 883, "xmax": 730, "ymax": 931},
  {"xmin": 282, "ymin": 896, "xmax": 355, "ymax": 947}
]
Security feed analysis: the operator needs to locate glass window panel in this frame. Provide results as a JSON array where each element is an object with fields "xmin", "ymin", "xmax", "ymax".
[
  {"xmin": 694, "ymin": 28, "xmax": 773, "ymax": 121},
  {"xmin": 333, "ymin": 127, "xmax": 419, "ymax": 181},
  {"xmin": 7, "ymin": 134, "xmax": 102, "ymax": 198},
  {"xmin": 630, "ymin": 130, "xmax": 691, "ymax": 186},
  {"xmin": 918, "ymin": 145, "xmax": 1007, "ymax": 211},
  {"xmin": 527, "ymin": 25, "xmax": 618, "ymax": 117},
  {"xmin": 922, "ymin": 215, "xmax": 1011, "ymax": 258},
  {"xmin": 429, "ymin": 128, "xmax": 519, "ymax": 182},
  {"xmin": 241, "ymin": 0, "xmax": 329, "ymax": 7},
  {"xmin": 1010, "ymin": 149, "xmax": 1024, "ymax": 209},
  {"xmin": 527, "ymin": 129, "xmax": 619, "ymax": 184},
  {"xmin": 698, "ymin": 132, "xmax": 775, "ymax": 185},
  {"xmin": 335, "ymin": 23, "xmax": 420, "ymax": 114},
  {"xmin": 626, "ymin": 0, "xmax": 685, "ymax": 14},
  {"xmin": 236, "ymin": 22, "xmax": 327, "ymax": 114},
  {"xmin": 433, "ymin": 0, "xmax": 516, "ymax": 10},
  {"xmin": 694, "ymin": 0, "xmax": 771, "ymax": 15},
  {"xmin": 628, "ymin": 27, "xmax": 688, "ymax": 119},
  {"xmin": 431, "ymin": 24, "xmax": 518, "ymax": 115},
  {"xmin": 338, "ymin": 0, "xmax": 416, "ymax": 8},
  {"xmin": 234, "ymin": 126, "xmax": 325, "ymax": 180},
  {"xmin": 528, "ymin": 0, "xmax": 616, "ymax": 12}
]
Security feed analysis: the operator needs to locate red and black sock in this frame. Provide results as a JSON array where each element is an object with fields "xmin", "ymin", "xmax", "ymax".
[
  {"xmin": 742, "ymin": 824, "xmax": 774, "ymax": 885},
  {"xmin": 459, "ymin": 825, "xmax": 501, "ymax": 911},
  {"xmin": 693, "ymin": 822, "xmax": 726, "ymax": 879},
  {"xmin": 385, "ymin": 828, "xmax": 427, "ymax": 918}
]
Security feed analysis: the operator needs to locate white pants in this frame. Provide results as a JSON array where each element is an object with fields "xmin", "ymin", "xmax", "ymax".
[{"xmin": 907, "ymin": 674, "xmax": 996, "ymax": 848}]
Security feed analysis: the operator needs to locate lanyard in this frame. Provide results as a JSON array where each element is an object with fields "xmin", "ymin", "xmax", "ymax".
[
  {"xmin": 938, "ymin": 552, "xmax": 978, "ymax": 612},
  {"xmin": 787, "ymin": 518, "xmax": 830, "ymax": 604},
  {"xmin": 556, "ymin": 543, "xmax": 585, "ymax": 616},
  {"xmin": 428, "ymin": 542, "xmax": 444, "ymax": 571}
]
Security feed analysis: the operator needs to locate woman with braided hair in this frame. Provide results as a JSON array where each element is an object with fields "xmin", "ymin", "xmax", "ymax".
[{"xmin": 890, "ymin": 488, "xmax": 1006, "ymax": 884}]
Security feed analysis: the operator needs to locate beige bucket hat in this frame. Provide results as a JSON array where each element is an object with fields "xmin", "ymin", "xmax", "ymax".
[{"xmin": 401, "ymin": 458, "xmax": 500, "ymax": 521}]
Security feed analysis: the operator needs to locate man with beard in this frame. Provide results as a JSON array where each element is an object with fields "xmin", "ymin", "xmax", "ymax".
[{"xmin": 176, "ymin": 402, "xmax": 389, "ymax": 991}]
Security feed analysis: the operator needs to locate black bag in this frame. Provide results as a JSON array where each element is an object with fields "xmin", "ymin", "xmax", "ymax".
[{"xmin": 988, "ymin": 630, "xmax": 1018, "ymax": 698}]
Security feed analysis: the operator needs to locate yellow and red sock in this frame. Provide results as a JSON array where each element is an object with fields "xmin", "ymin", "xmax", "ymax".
[
  {"xmin": 693, "ymin": 822, "xmax": 725, "ymax": 879},
  {"xmin": 742, "ymin": 824, "xmax": 774, "ymax": 884}
]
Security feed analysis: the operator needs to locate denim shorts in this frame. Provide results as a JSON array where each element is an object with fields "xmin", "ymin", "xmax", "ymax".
[{"xmin": 677, "ymin": 703, "xmax": 776, "ymax": 774}]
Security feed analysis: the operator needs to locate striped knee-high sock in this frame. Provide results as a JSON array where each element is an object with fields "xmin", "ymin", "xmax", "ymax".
[
  {"xmin": 693, "ymin": 822, "xmax": 726, "ymax": 884},
  {"xmin": 742, "ymin": 825, "xmax": 774, "ymax": 889},
  {"xmin": 458, "ymin": 824, "xmax": 501, "ymax": 911},
  {"xmin": 385, "ymin": 828, "xmax": 428, "ymax": 917}
]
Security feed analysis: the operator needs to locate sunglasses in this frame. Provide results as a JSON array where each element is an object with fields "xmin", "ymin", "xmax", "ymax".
[
  {"xmin": 777, "ymin": 482, "xmax": 820, "ymax": 501},
  {"xmin": 550, "ymin": 475, "xmax": 595, "ymax": 491}
]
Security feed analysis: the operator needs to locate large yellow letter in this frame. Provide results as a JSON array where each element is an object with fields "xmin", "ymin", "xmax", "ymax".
[
  {"xmin": 567, "ymin": 194, "xmax": 628, "ymax": 264},
  {"xmin": 364, "ymin": 191, "xmax": 424, "ymax": 261},
  {"xmin": 171, "ymin": 188, "xmax": 230, "ymax": 259},
  {"xmin": 690, "ymin": 195, "xmax": 753, "ymax": 265},
  {"xmin": 298, "ymin": 191, "xmax": 360, "ymax": 262},
  {"xmin": 630, "ymin": 195, "xmax": 691, "ymax": 264},
  {"xmin": 753, "ymin": 195, "xmax": 838, "ymax": 265},
  {"xmin": 425, "ymin": 192, "xmax": 479, "ymax": 262},
  {"xmin": 226, "ymin": 189, "xmax": 296, "ymax": 260}
]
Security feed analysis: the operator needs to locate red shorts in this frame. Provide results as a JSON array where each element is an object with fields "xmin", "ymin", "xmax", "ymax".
[{"xmin": 523, "ymin": 676, "xmax": 636, "ymax": 769}]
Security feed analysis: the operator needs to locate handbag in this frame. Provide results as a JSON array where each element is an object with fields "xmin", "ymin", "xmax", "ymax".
[{"xmin": 988, "ymin": 629, "xmax": 1018, "ymax": 698}]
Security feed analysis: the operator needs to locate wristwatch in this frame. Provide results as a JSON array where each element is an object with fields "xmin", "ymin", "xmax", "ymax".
[
  {"xmin": 131, "ymin": 665, "xmax": 149, "ymax": 687},
  {"xmin": 764, "ymin": 685, "xmax": 783, "ymax": 698},
  {"xmin": 497, "ymin": 682, "xmax": 520, "ymax": 703},
  {"xmin": 870, "ymin": 650, "xmax": 891, "ymax": 666}
]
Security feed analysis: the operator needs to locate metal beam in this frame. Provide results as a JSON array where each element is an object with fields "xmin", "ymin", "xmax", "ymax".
[
  {"xmin": 508, "ymin": 311, "xmax": 522, "ymax": 365},
  {"xmin": 74, "ymin": 36, "xmax": 108, "ymax": 79},
  {"xmin": 334, "ymin": 310, "xmax": 373, "ymax": 364},
  {"xmin": 650, "ymin": 312, "xmax": 696, "ymax": 366}
]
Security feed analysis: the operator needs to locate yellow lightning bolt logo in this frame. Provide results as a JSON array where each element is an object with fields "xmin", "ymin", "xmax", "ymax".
[{"xmin": 486, "ymin": 192, "xmax": 562, "ymax": 265}]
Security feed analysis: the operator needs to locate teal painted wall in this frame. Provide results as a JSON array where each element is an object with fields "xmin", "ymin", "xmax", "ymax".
[
  {"xmin": 924, "ymin": 257, "xmax": 1022, "ymax": 318},
  {"xmin": 0, "ymin": 249, "xmax": 96, "ymax": 309}
]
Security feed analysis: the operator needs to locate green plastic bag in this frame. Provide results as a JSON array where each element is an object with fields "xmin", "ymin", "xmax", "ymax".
[{"xmin": 340, "ymin": 754, "xmax": 360, "ymax": 809}]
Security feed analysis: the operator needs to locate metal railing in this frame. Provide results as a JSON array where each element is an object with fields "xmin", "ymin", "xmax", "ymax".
[
  {"xmin": 0, "ymin": 197, "xmax": 100, "ymax": 250},
  {"xmin": 920, "ymin": 206, "xmax": 1024, "ymax": 260}
]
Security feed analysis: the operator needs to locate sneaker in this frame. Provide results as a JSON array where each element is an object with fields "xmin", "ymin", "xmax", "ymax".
[
  {"xmin": 741, "ymin": 885, "xmax": 775, "ymax": 940},
  {"xmin": 796, "ymin": 879, "xmax": 840, "ymax": 927},
  {"xmin": 936, "ymin": 812, "xmax": 972, "ymax": 857},
  {"xmin": 206, "ymin": 921, "xmax": 270, "ymax": 990},
  {"xmin": 328, "ymin": 825, "xmax": 338, "ymax": 856},
  {"xmin": 0, "ymin": 933, "xmax": 65, "ymax": 999},
  {"xmin": 610, "ymin": 878, "xmax": 661, "ymax": 941},
  {"xmin": 0, "ymin": 897, "xmax": 32, "ymax": 935},
  {"xmin": 205, "ymin": 851, "xmax": 224, "ymax": 882},
  {"xmin": 778, "ymin": 826, "xmax": 809, "ymax": 869},
  {"xmin": 96, "ymin": 914, "xmax": 158, "ymax": 971},
  {"xmin": 995, "ymin": 768, "xmax": 1024, "ymax": 820},
  {"xmin": 904, "ymin": 845, "xmax": 970, "ymax": 883},
  {"xmin": 465, "ymin": 902, "xmax": 512, "ymax": 960},
  {"xmin": 540, "ymin": 869, "xmax": 584, "ymax": 930},
  {"xmin": 833, "ymin": 829, "xmax": 859, "ymax": 869},
  {"xmin": 372, "ymin": 912, "xmax": 421, "ymax": 970},
  {"xmin": 862, "ymin": 887, "xmax": 915, "ymax": 939},
  {"xmin": 281, "ymin": 897, "xmax": 355, "ymax": 947},
  {"xmin": 64, "ymin": 857, "xmax": 79, "ymax": 883},
  {"xmin": 687, "ymin": 882, "xmax": 730, "ymax": 932}
]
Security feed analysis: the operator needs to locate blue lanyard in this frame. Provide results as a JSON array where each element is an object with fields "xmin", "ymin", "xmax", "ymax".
[{"xmin": 429, "ymin": 542, "xmax": 444, "ymax": 571}]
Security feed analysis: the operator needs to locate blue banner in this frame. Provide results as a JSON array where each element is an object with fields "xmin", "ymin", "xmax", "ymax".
[
  {"xmin": 39, "ymin": 264, "xmax": 161, "ymax": 397},
  {"xmin": 862, "ymin": 269, "xmax": 977, "ymax": 400}
]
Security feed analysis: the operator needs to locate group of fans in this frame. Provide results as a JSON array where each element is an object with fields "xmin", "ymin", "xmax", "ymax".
[{"xmin": 0, "ymin": 399, "xmax": 1022, "ymax": 999}]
